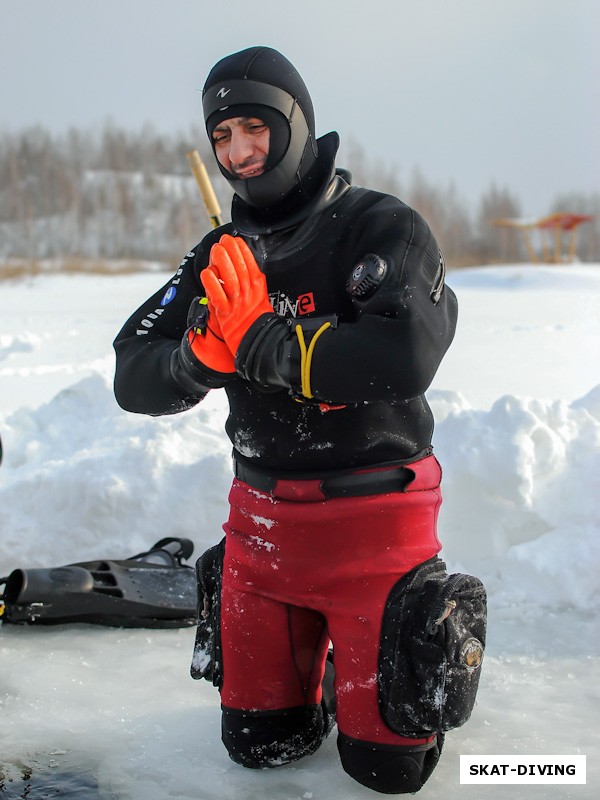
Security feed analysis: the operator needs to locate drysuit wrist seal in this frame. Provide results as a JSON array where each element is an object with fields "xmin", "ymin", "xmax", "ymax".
[
  {"xmin": 172, "ymin": 336, "xmax": 235, "ymax": 394},
  {"xmin": 235, "ymin": 313, "xmax": 299, "ymax": 392}
]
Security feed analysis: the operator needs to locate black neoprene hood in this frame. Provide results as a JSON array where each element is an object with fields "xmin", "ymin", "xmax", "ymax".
[{"xmin": 202, "ymin": 46, "xmax": 318, "ymax": 208}]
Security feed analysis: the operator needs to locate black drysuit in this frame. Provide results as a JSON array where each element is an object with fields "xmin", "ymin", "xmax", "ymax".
[{"xmin": 113, "ymin": 170, "xmax": 457, "ymax": 472}]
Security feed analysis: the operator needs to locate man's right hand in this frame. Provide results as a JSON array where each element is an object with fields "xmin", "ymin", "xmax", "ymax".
[
  {"xmin": 186, "ymin": 296, "xmax": 236, "ymax": 375},
  {"xmin": 170, "ymin": 296, "xmax": 237, "ymax": 396}
]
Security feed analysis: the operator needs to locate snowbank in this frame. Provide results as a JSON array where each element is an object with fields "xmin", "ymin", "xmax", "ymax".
[{"xmin": 2, "ymin": 372, "xmax": 598, "ymax": 614}]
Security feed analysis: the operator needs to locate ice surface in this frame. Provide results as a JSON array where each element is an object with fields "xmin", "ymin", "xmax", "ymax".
[{"xmin": 1, "ymin": 264, "xmax": 599, "ymax": 798}]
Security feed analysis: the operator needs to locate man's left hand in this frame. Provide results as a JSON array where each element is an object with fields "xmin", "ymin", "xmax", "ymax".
[{"xmin": 201, "ymin": 234, "xmax": 274, "ymax": 356}]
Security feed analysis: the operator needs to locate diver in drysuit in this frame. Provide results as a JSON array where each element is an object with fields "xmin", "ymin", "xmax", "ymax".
[{"xmin": 112, "ymin": 46, "xmax": 486, "ymax": 794}]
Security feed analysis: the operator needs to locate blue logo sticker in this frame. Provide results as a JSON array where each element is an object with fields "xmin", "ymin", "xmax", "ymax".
[{"xmin": 161, "ymin": 286, "xmax": 177, "ymax": 306}]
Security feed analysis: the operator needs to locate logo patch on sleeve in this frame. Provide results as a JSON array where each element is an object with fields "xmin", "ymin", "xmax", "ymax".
[{"xmin": 161, "ymin": 286, "xmax": 177, "ymax": 306}]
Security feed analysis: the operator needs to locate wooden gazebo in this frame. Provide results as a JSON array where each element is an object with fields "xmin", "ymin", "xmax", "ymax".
[{"xmin": 491, "ymin": 212, "xmax": 594, "ymax": 263}]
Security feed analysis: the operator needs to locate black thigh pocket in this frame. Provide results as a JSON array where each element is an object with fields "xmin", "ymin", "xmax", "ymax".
[
  {"xmin": 190, "ymin": 537, "xmax": 225, "ymax": 688},
  {"xmin": 378, "ymin": 556, "xmax": 487, "ymax": 736}
]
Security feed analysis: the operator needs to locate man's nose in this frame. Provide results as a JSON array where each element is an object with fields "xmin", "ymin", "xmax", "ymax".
[{"xmin": 229, "ymin": 130, "xmax": 254, "ymax": 165}]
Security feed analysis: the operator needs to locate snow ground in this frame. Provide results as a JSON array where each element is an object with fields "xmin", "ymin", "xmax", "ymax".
[{"xmin": 0, "ymin": 263, "xmax": 599, "ymax": 799}]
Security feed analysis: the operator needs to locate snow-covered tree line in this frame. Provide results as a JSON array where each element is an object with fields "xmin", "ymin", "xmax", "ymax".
[
  {"xmin": 0, "ymin": 123, "xmax": 225, "ymax": 264},
  {"xmin": 1, "ymin": 125, "xmax": 598, "ymax": 267}
]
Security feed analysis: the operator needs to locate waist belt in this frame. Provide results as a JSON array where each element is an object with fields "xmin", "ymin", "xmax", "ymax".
[{"xmin": 233, "ymin": 459, "xmax": 415, "ymax": 501}]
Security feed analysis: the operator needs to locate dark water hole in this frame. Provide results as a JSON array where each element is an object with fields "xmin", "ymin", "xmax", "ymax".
[{"xmin": 0, "ymin": 754, "xmax": 117, "ymax": 799}]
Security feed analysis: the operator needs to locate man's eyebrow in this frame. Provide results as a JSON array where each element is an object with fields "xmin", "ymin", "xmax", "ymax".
[{"xmin": 214, "ymin": 117, "xmax": 265, "ymax": 131}]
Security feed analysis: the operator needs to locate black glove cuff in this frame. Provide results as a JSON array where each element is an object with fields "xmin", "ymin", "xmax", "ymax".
[
  {"xmin": 235, "ymin": 313, "xmax": 300, "ymax": 392},
  {"xmin": 171, "ymin": 335, "xmax": 236, "ymax": 395}
]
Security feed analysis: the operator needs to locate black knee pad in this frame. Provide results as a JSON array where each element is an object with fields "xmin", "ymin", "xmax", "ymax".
[
  {"xmin": 221, "ymin": 704, "xmax": 327, "ymax": 769},
  {"xmin": 379, "ymin": 556, "xmax": 486, "ymax": 736},
  {"xmin": 337, "ymin": 732, "xmax": 443, "ymax": 794}
]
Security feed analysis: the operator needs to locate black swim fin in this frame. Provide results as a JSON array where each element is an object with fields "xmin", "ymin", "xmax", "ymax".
[{"xmin": 0, "ymin": 538, "xmax": 198, "ymax": 628}]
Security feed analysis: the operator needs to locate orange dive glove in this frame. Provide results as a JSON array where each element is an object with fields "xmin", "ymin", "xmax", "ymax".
[
  {"xmin": 201, "ymin": 234, "xmax": 274, "ymax": 357},
  {"xmin": 186, "ymin": 296, "xmax": 235, "ymax": 375}
]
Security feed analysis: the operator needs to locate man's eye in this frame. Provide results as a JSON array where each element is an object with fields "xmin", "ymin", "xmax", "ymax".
[{"xmin": 213, "ymin": 133, "xmax": 230, "ymax": 145}]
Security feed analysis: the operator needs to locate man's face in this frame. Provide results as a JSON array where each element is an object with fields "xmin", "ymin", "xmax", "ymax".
[{"xmin": 212, "ymin": 117, "xmax": 270, "ymax": 179}]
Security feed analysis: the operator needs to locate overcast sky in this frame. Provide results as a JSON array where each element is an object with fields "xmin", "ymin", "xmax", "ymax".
[{"xmin": 1, "ymin": 0, "xmax": 598, "ymax": 214}]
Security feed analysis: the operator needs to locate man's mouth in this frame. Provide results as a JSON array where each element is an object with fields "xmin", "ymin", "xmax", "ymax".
[{"xmin": 232, "ymin": 161, "xmax": 266, "ymax": 179}]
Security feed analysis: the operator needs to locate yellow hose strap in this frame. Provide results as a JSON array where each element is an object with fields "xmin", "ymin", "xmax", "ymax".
[{"xmin": 295, "ymin": 322, "xmax": 332, "ymax": 399}]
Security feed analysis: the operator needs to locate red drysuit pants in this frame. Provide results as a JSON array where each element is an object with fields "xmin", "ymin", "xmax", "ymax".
[{"xmin": 220, "ymin": 454, "xmax": 442, "ymax": 746}]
